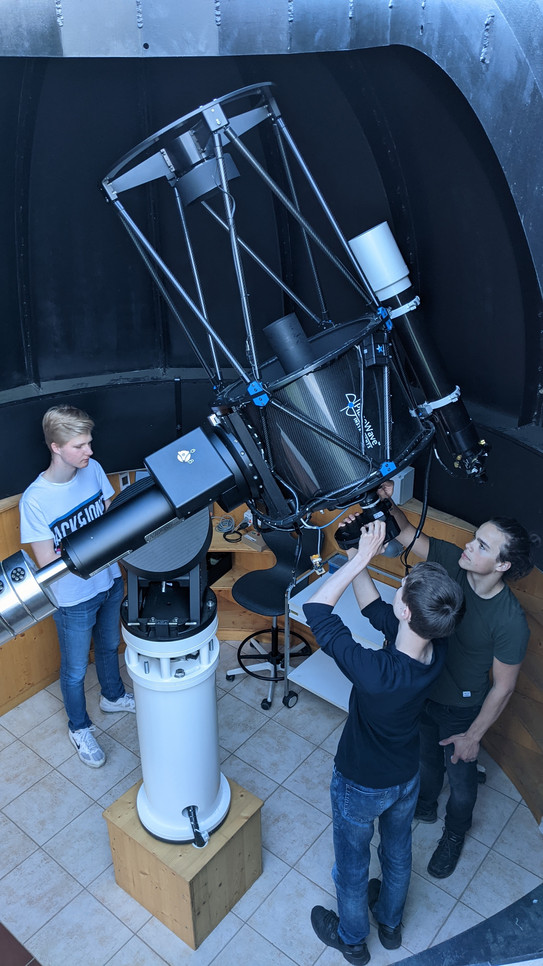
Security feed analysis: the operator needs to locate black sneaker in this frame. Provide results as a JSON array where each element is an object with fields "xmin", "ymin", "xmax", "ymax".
[
  {"xmin": 427, "ymin": 827, "xmax": 465, "ymax": 878},
  {"xmin": 367, "ymin": 878, "xmax": 402, "ymax": 950},
  {"xmin": 414, "ymin": 803, "xmax": 437, "ymax": 823},
  {"xmin": 310, "ymin": 906, "xmax": 370, "ymax": 965}
]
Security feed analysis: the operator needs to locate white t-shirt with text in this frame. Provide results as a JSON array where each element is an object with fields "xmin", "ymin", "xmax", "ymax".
[{"xmin": 19, "ymin": 459, "xmax": 121, "ymax": 607}]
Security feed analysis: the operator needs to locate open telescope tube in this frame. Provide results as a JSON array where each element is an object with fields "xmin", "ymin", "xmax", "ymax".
[{"xmin": 219, "ymin": 311, "xmax": 434, "ymax": 521}]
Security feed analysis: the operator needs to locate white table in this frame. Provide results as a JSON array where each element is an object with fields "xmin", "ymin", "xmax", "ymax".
[{"xmin": 288, "ymin": 565, "xmax": 399, "ymax": 711}]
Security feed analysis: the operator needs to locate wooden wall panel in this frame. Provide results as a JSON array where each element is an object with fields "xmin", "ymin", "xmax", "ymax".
[
  {"xmin": 0, "ymin": 495, "xmax": 61, "ymax": 714},
  {"xmin": 0, "ymin": 473, "xmax": 132, "ymax": 715},
  {"xmin": 515, "ymin": 656, "xmax": 543, "ymax": 705},
  {"xmin": 0, "ymin": 618, "xmax": 60, "ymax": 714}
]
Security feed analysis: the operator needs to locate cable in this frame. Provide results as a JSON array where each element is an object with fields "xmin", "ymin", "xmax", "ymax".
[
  {"xmin": 222, "ymin": 530, "xmax": 243, "ymax": 543},
  {"xmin": 212, "ymin": 515, "xmax": 236, "ymax": 533},
  {"xmin": 219, "ymin": 518, "xmax": 252, "ymax": 543},
  {"xmin": 432, "ymin": 444, "xmax": 468, "ymax": 478},
  {"xmin": 399, "ymin": 446, "xmax": 433, "ymax": 575}
]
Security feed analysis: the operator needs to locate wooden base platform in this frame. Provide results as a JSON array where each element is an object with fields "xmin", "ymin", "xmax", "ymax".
[{"xmin": 103, "ymin": 778, "xmax": 263, "ymax": 949}]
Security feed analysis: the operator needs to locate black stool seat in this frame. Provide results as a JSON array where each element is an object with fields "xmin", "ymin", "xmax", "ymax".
[{"xmin": 226, "ymin": 528, "xmax": 318, "ymax": 710}]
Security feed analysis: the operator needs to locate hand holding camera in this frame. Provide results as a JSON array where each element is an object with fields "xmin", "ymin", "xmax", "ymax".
[{"xmin": 334, "ymin": 496, "xmax": 400, "ymax": 551}]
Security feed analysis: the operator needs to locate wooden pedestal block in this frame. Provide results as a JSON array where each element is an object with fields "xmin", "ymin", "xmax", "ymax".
[{"xmin": 103, "ymin": 778, "xmax": 263, "ymax": 949}]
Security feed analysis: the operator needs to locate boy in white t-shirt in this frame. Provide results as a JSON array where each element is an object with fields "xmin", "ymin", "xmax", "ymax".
[{"xmin": 20, "ymin": 405, "xmax": 135, "ymax": 767}]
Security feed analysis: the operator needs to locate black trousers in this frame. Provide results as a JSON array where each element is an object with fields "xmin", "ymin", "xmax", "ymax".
[{"xmin": 418, "ymin": 698, "xmax": 482, "ymax": 837}]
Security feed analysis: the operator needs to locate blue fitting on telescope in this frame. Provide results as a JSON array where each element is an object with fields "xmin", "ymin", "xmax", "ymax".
[
  {"xmin": 377, "ymin": 306, "xmax": 393, "ymax": 330},
  {"xmin": 247, "ymin": 381, "xmax": 270, "ymax": 406},
  {"xmin": 380, "ymin": 461, "xmax": 397, "ymax": 476}
]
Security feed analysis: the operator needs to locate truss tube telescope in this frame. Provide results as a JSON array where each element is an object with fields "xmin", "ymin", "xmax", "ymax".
[{"xmin": 0, "ymin": 83, "xmax": 488, "ymax": 647}]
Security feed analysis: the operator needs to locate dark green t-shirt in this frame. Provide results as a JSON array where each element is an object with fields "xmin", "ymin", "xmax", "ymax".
[{"xmin": 427, "ymin": 537, "xmax": 530, "ymax": 706}]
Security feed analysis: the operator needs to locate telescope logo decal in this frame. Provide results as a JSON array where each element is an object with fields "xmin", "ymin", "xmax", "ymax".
[
  {"xmin": 177, "ymin": 448, "xmax": 195, "ymax": 464},
  {"xmin": 341, "ymin": 394, "xmax": 381, "ymax": 450}
]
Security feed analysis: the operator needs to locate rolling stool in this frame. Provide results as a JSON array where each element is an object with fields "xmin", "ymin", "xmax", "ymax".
[{"xmin": 226, "ymin": 527, "xmax": 318, "ymax": 710}]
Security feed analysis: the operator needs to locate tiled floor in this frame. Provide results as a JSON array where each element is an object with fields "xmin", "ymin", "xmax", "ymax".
[{"xmin": 1, "ymin": 643, "xmax": 543, "ymax": 966}]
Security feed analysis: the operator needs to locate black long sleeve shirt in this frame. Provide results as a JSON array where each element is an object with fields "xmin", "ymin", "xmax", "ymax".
[{"xmin": 303, "ymin": 598, "xmax": 447, "ymax": 788}]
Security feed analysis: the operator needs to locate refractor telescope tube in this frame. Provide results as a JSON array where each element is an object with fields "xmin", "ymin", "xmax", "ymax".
[{"xmin": 349, "ymin": 223, "xmax": 487, "ymax": 475}]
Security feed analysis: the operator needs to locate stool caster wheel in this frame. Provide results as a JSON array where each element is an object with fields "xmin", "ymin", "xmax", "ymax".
[
  {"xmin": 261, "ymin": 698, "xmax": 272, "ymax": 710},
  {"xmin": 226, "ymin": 674, "xmax": 235, "ymax": 682},
  {"xmin": 283, "ymin": 690, "xmax": 298, "ymax": 708}
]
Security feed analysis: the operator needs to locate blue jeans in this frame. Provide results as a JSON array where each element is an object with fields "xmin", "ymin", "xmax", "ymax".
[
  {"xmin": 330, "ymin": 765, "xmax": 420, "ymax": 945},
  {"xmin": 53, "ymin": 578, "xmax": 125, "ymax": 732},
  {"xmin": 418, "ymin": 699, "xmax": 481, "ymax": 837}
]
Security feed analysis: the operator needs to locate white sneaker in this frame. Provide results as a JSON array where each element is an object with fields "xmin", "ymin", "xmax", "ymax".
[
  {"xmin": 99, "ymin": 692, "xmax": 136, "ymax": 713},
  {"xmin": 69, "ymin": 726, "xmax": 106, "ymax": 767}
]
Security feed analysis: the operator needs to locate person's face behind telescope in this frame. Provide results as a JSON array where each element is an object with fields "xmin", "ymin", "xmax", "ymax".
[
  {"xmin": 458, "ymin": 522, "xmax": 510, "ymax": 578},
  {"xmin": 51, "ymin": 434, "xmax": 93, "ymax": 474}
]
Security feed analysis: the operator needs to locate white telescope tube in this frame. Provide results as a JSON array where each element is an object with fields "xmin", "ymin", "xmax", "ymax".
[{"xmin": 349, "ymin": 221, "xmax": 411, "ymax": 301}]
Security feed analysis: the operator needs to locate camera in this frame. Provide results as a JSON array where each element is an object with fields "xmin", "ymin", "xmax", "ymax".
[{"xmin": 334, "ymin": 496, "xmax": 401, "ymax": 551}]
